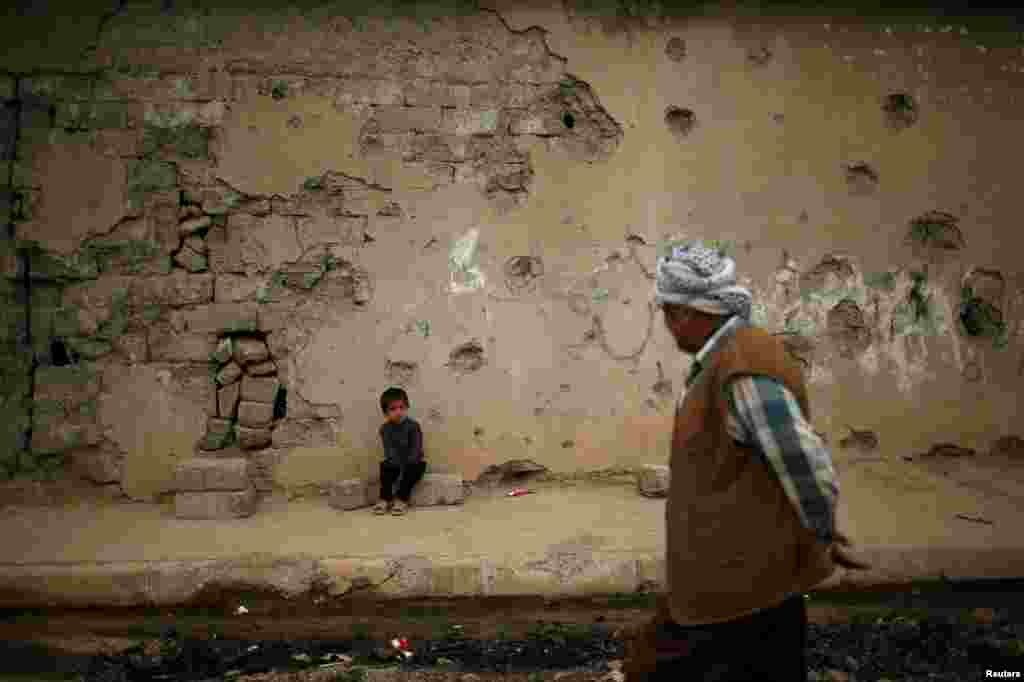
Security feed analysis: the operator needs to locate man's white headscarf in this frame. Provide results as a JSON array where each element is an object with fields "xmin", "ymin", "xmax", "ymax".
[{"xmin": 653, "ymin": 241, "xmax": 753, "ymax": 320}]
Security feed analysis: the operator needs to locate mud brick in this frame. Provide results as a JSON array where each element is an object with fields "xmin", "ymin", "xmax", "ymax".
[
  {"xmin": 148, "ymin": 328, "xmax": 217, "ymax": 363},
  {"xmin": 440, "ymin": 108, "xmax": 501, "ymax": 136},
  {"xmin": 232, "ymin": 337, "xmax": 269, "ymax": 365},
  {"xmin": 183, "ymin": 303, "xmax": 259, "ymax": 334},
  {"xmin": 18, "ymin": 75, "xmax": 93, "ymax": 102},
  {"xmin": 217, "ymin": 381, "xmax": 240, "ymax": 419},
  {"xmin": 134, "ymin": 272, "xmax": 214, "ymax": 306},
  {"xmin": 237, "ymin": 425, "xmax": 271, "ymax": 450},
  {"xmin": 245, "ymin": 360, "xmax": 277, "ymax": 376},
  {"xmin": 210, "ymin": 337, "xmax": 233, "ymax": 363},
  {"xmin": 174, "ymin": 487, "xmax": 258, "ymax": 519},
  {"xmin": 216, "ymin": 361, "xmax": 242, "ymax": 386},
  {"xmin": 237, "ymin": 400, "xmax": 273, "ymax": 427},
  {"xmin": 370, "ymin": 105, "xmax": 442, "ymax": 133},
  {"xmin": 240, "ymin": 375, "xmax": 279, "ymax": 403},
  {"xmin": 199, "ymin": 417, "xmax": 233, "ymax": 451},
  {"xmin": 403, "ymin": 79, "xmax": 472, "ymax": 108},
  {"xmin": 174, "ymin": 457, "xmax": 252, "ymax": 492},
  {"xmin": 73, "ymin": 447, "xmax": 123, "ymax": 484},
  {"xmin": 327, "ymin": 479, "xmax": 370, "ymax": 511}
]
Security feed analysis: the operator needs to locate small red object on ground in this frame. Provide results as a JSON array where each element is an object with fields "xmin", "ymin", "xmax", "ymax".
[{"xmin": 507, "ymin": 488, "xmax": 532, "ymax": 497}]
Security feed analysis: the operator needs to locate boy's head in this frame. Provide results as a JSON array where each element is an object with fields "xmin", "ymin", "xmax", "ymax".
[{"xmin": 380, "ymin": 387, "xmax": 410, "ymax": 423}]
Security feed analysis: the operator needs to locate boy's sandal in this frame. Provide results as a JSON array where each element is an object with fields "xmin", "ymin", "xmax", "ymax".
[
  {"xmin": 372, "ymin": 501, "xmax": 390, "ymax": 514},
  {"xmin": 391, "ymin": 501, "xmax": 408, "ymax": 515}
]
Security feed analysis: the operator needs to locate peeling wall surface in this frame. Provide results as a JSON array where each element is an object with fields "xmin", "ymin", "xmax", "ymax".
[{"xmin": 2, "ymin": 0, "xmax": 1024, "ymax": 499}]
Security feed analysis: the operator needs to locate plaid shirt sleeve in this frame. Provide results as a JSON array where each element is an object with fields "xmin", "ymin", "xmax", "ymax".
[{"xmin": 724, "ymin": 375, "xmax": 839, "ymax": 543}]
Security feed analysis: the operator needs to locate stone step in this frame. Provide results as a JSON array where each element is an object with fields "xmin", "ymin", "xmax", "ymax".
[
  {"xmin": 328, "ymin": 473, "xmax": 466, "ymax": 511},
  {"xmin": 174, "ymin": 457, "xmax": 253, "ymax": 492},
  {"xmin": 174, "ymin": 487, "xmax": 258, "ymax": 519}
]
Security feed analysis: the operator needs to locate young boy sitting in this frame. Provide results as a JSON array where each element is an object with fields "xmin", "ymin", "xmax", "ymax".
[{"xmin": 374, "ymin": 387, "xmax": 427, "ymax": 516}]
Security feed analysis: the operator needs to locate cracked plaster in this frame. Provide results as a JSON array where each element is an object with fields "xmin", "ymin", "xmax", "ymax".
[{"xmin": 6, "ymin": 2, "xmax": 1024, "ymax": 489}]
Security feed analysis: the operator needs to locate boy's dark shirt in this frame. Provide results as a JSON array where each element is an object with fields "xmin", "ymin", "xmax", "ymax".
[{"xmin": 379, "ymin": 417, "xmax": 425, "ymax": 466}]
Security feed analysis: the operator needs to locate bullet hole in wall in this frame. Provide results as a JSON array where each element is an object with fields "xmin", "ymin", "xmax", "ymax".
[
  {"xmin": 906, "ymin": 211, "xmax": 965, "ymax": 250},
  {"xmin": 665, "ymin": 106, "xmax": 696, "ymax": 138},
  {"xmin": 50, "ymin": 338, "xmax": 74, "ymax": 366},
  {"xmin": 800, "ymin": 255, "xmax": 855, "ymax": 296},
  {"xmin": 475, "ymin": 459, "xmax": 549, "ymax": 486},
  {"xmin": 827, "ymin": 299, "xmax": 872, "ymax": 359},
  {"xmin": 845, "ymin": 162, "xmax": 879, "ymax": 195},
  {"xmin": 504, "ymin": 255, "xmax": 544, "ymax": 292},
  {"xmin": 386, "ymin": 360, "xmax": 417, "ymax": 385},
  {"xmin": 839, "ymin": 426, "xmax": 880, "ymax": 453},
  {"xmin": 884, "ymin": 92, "xmax": 918, "ymax": 130},
  {"xmin": 448, "ymin": 341, "xmax": 485, "ymax": 373},
  {"xmin": 665, "ymin": 37, "xmax": 686, "ymax": 61},
  {"xmin": 562, "ymin": 112, "xmax": 575, "ymax": 129},
  {"xmin": 747, "ymin": 46, "xmax": 773, "ymax": 66}
]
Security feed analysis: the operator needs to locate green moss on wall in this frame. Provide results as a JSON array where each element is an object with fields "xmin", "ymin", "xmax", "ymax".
[
  {"xmin": 960, "ymin": 286, "xmax": 1009, "ymax": 348},
  {"xmin": 142, "ymin": 122, "xmax": 210, "ymax": 159},
  {"xmin": 127, "ymin": 159, "xmax": 177, "ymax": 200}
]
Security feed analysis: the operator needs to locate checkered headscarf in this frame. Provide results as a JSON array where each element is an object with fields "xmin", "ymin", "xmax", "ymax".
[{"xmin": 653, "ymin": 241, "xmax": 752, "ymax": 320}]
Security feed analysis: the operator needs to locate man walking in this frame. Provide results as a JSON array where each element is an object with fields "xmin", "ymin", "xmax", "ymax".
[{"xmin": 624, "ymin": 241, "xmax": 871, "ymax": 681}]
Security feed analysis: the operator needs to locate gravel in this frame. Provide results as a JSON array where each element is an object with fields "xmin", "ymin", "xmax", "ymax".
[{"xmin": 67, "ymin": 612, "xmax": 1024, "ymax": 682}]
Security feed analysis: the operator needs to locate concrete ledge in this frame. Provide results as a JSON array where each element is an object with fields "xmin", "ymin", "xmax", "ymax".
[{"xmin": 1, "ymin": 546, "xmax": 1024, "ymax": 609}]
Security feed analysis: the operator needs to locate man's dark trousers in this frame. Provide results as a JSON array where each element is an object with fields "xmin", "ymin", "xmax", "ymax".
[
  {"xmin": 632, "ymin": 593, "xmax": 808, "ymax": 681},
  {"xmin": 379, "ymin": 461, "xmax": 427, "ymax": 503}
]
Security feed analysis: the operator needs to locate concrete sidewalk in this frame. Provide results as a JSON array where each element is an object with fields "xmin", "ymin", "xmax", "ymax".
[{"xmin": 0, "ymin": 454, "xmax": 1023, "ymax": 609}]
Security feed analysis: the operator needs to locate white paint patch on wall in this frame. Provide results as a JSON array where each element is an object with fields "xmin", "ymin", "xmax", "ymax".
[{"xmin": 449, "ymin": 227, "xmax": 486, "ymax": 294}]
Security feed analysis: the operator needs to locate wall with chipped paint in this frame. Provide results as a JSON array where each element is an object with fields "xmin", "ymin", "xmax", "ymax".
[{"xmin": 2, "ymin": 1, "xmax": 1023, "ymax": 500}]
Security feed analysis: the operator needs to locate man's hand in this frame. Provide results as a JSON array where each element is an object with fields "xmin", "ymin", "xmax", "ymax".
[{"xmin": 830, "ymin": 529, "xmax": 871, "ymax": 571}]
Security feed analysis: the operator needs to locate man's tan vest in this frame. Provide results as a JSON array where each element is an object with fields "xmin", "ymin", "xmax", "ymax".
[{"xmin": 665, "ymin": 325, "xmax": 835, "ymax": 626}]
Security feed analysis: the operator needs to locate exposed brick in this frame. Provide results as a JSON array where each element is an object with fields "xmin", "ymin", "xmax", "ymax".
[
  {"xmin": 403, "ymin": 80, "xmax": 472, "ymax": 108},
  {"xmin": 441, "ymin": 108, "xmax": 501, "ymax": 136},
  {"xmin": 133, "ymin": 272, "xmax": 214, "ymax": 307},
  {"xmin": 216, "ymin": 361, "xmax": 243, "ymax": 386},
  {"xmin": 148, "ymin": 326, "xmax": 217, "ymax": 363},
  {"xmin": 245, "ymin": 360, "xmax": 277, "ymax": 376},
  {"xmin": 370, "ymin": 105, "xmax": 442, "ymax": 133},
  {"xmin": 91, "ymin": 128, "xmax": 142, "ymax": 158},
  {"xmin": 240, "ymin": 375, "xmax": 279, "ymax": 404},
  {"xmin": 232, "ymin": 337, "xmax": 269, "ymax": 366},
  {"xmin": 183, "ymin": 303, "xmax": 260, "ymax": 334},
  {"xmin": 55, "ymin": 102, "xmax": 131, "ymax": 129},
  {"xmin": 72, "ymin": 446, "xmax": 123, "ymax": 484},
  {"xmin": 193, "ymin": 69, "xmax": 234, "ymax": 101},
  {"xmin": 217, "ymin": 381, "xmax": 240, "ymax": 419},
  {"xmin": 214, "ymin": 274, "xmax": 261, "ymax": 302},
  {"xmin": 174, "ymin": 487, "xmax": 258, "ymax": 519},
  {"xmin": 174, "ymin": 457, "xmax": 252, "ymax": 492},
  {"xmin": 18, "ymin": 75, "xmax": 93, "ymax": 102},
  {"xmin": 334, "ymin": 78, "xmax": 404, "ymax": 108},
  {"xmin": 238, "ymin": 400, "xmax": 274, "ymax": 427},
  {"xmin": 199, "ymin": 417, "xmax": 234, "ymax": 451},
  {"xmin": 206, "ymin": 222, "xmax": 246, "ymax": 274},
  {"xmin": 237, "ymin": 426, "xmax": 272, "ymax": 450}
]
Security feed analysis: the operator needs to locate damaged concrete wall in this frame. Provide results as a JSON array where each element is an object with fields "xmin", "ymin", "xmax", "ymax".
[{"xmin": 2, "ymin": 0, "xmax": 1023, "ymax": 501}]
